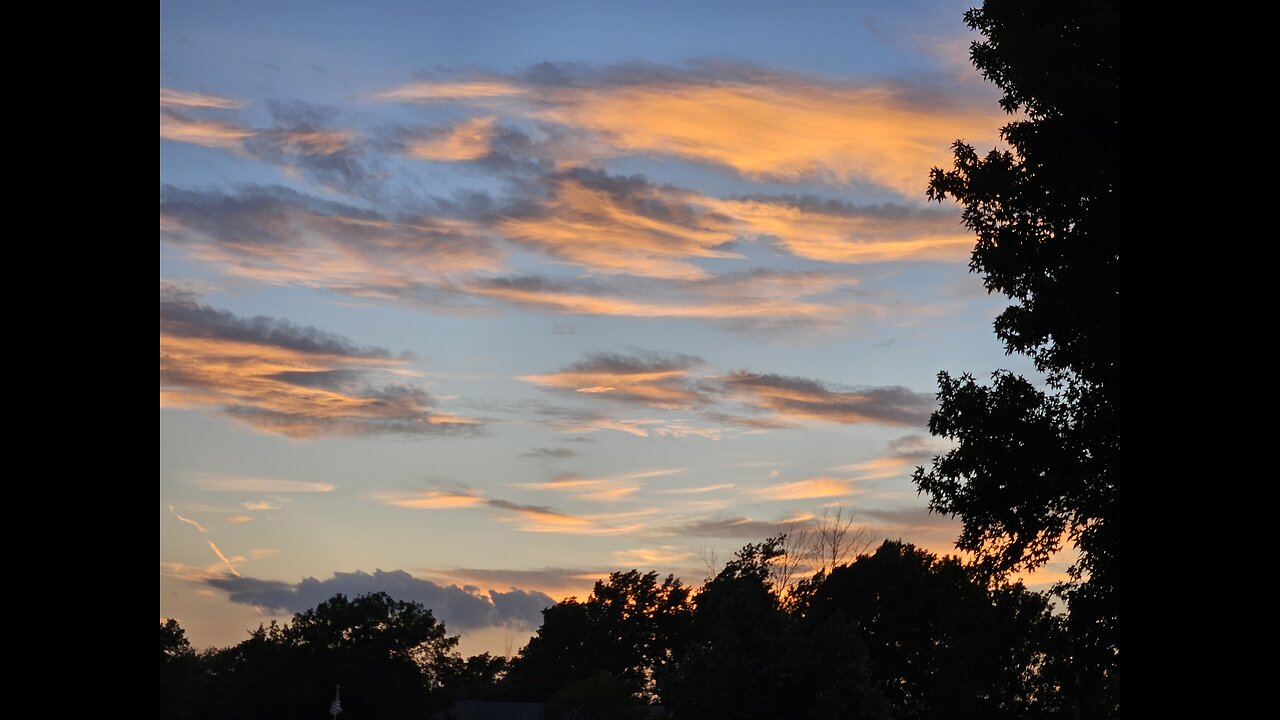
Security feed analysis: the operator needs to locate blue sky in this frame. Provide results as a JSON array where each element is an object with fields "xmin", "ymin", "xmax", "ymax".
[{"xmin": 160, "ymin": 0, "xmax": 1052, "ymax": 655}]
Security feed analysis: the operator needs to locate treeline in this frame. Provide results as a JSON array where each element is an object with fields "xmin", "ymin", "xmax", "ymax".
[{"xmin": 161, "ymin": 538, "xmax": 1110, "ymax": 719}]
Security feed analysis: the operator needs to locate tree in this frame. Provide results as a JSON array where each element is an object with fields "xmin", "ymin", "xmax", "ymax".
[
  {"xmin": 503, "ymin": 570, "xmax": 693, "ymax": 702},
  {"xmin": 915, "ymin": 0, "xmax": 1118, "ymax": 712},
  {"xmin": 661, "ymin": 537, "xmax": 889, "ymax": 720},
  {"xmin": 801, "ymin": 541, "xmax": 1063, "ymax": 720},
  {"xmin": 188, "ymin": 593, "xmax": 458, "ymax": 720}
]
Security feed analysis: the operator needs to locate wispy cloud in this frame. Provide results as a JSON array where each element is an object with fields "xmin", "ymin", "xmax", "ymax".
[
  {"xmin": 377, "ymin": 486, "xmax": 648, "ymax": 535},
  {"xmin": 193, "ymin": 476, "xmax": 335, "ymax": 493},
  {"xmin": 655, "ymin": 483, "xmax": 735, "ymax": 494},
  {"xmin": 160, "ymin": 109, "xmax": 254, "ymax": 150},
  {"xmin": 837, "ymin": 435, "xmax": 949, "ymax": 480},
  {"xmin": 169, "ymin": 506, "xmax": 210, "ymax": 534},
  {"xmin": 613, "ymin": 546, "xmax": 695, "ymax": 566},
  {"xmin": 160, "ymin": 285, "xmax": 482, "ymax": 438},
  {"xmin": 160, "ymin": 87, "xmax": 247, "ymax": 109},
  {"xmin": 718, "ymin": 372, "xmax": 933, "ymax": 427},
  {"xmin": 749, "ymin": 477, "xmax": 858, "ymax": 501},
  {"xmin": 206, "ymin": 540, "xmax": 241, "ymax": 577},
  {"xmin": 406, "ymin": 116, "xmax": 498, "ymax": 161},
  {"xmin": 521, "ymin": 351, "xmax": 705, "ymax": 410},
  {"xmin": 376, "ymin": 62, "xmax": 1002, "ymax": 196},
  {"xmin": 522, "ymin": 350, "xmax": 933, "ymax": 436}
]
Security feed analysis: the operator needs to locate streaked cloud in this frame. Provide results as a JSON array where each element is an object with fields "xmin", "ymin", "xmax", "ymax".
[
  {"xmin": 407, "ymin": 116, "xmax": 497, "ymax": 161},
  {"xmin": 521, "ymin": 351, "xmax": 705, "ymax": 410},
  {"xmin": 205, "ymin": 568, "xmax": 552, "ymax": 631},
  {"xmin": 169, "ymin": 506, "xmax": 210, "ymax": 534},
  {"xmin": 613, "ymin": 546, "xmax": 695, "ymax": 566},
  {"xmin": 192, "ymin": 476, "xmax": 335, "ymax": 493},
  {"xmin": 838, "ymin": 434, "xmax": 948, "ymax": 480},
  {"xmin": 160, "ymin": 285, "xmax": 482, "ymax": 438},
  {"xmin": 372, "ymin": 81, "xmax": 526, "ymax": 101},
  {"xmin": 226, "ymin": 514, "xmax": 253, "ymax": 524},
  {"xmin": 377, "ymin": 486, "xmax": 648, "ymax": 535},
  {"xmin": 749, "ymin": 476, "xmax": 857, "ymax": 501},
  {"xmin": 718, "ymin": 372, "xmax": 933, "ymax": 427},
  {"xmin": 160, "ymin": 109, "xmax": 254, "ymax": 150},
  {"xmin": 523, "ymin": 350, "xmax": 933, "ymax": 435},
  {"xmin": 520, "ymin": 447, "xmax": 577, "ymax": 460},
  {"xmin": 160, "ymin": 87, "xmax": 246, "ymax": 109},
  {"xmin": 656, "ymin": 483, "xmax": 735, "ymax": 494},
  {"xmin": 376, "ymin": 62, "xmax": 1002, "ymax": 195},
  {"xmin": 160, "ymin": 186, "xmax": 499, "ymax": 291},
  {"xmin": 207, "ymin": 540, "xmax": 241, "ymax": 577}
]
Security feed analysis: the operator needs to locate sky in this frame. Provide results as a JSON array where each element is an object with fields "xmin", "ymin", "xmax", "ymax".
[{"xmin": 160, "ymin": 0, "xmax": 1058, "ymax": 656}]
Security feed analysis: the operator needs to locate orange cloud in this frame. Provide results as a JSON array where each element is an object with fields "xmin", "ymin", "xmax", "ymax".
[
  {"xmin": 408, "ymin": 116, "xmax": 497, "ymax": 161},
  {"xmin": 499, "ymin": 177, "xmax": 740, "ymax": 280},
  {"xmin": 751, "ymin": 477, "xmax": 857, "ymax": 501},
  {"xmin": 160, "ymin": 87, "xmax": 246, "ymax": 109},
  {"xmin": 613, "ymin": 546, "xmax": 695, "ymax": 565},
  {"xmin": 535, "ymin": 79, "xmax": 1001, "ymax": 196},
  {"xmin": 226, "ymin": 515, "xmax": 253, "ymax": 524},
  {"xmin": 160, "ymin": 289, "xmax": 481, "ymax": 438},
  {"xmin": 160, "ymin": 110, "xmax": 253, "ymax": 150},
  {"xmin": 375, "ymin": 490, "xmax": 488, "ymax": 509},
  {"xmin": 373, "ymin": 81, "xmax": 526, "ymax": 101}
]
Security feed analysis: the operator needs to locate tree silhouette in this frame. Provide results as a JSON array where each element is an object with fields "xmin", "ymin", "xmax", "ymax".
[
  {"xmin": 801, "ymin": 541, "xmax": 1062, "ymax": 720},
  {"xmin": 503, "ymin": 570, "xmax": 693, "ymax": 702},
  {"xmin": 915, "ymin": 0, "xmax": 1118, "ymax": 712}
]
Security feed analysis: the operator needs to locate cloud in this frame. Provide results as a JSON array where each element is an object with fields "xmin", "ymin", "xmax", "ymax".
[
  {"xmin": 206, "ymin": 540, "xmax": 241, "ymax": 577},
  {"xmin": 376, "ymin": 487, "xmax": 648, "ymax": 535},
  {"xmin": 242, "ymin": 500, "xmax": 283, "ymax": 510},
  {"xmin": 226, "ymin": 514, "xmax": 253, "ymax": 524},
  {"xmin": 837, "ymin": 434, "xmax": 948, "ymax": 480},
  {"xmin": 613, "ymin": 547, "xmax": 695, "ymax": 566},
  {"xmin": 520, "ymin": 351, "xmax": 706, "ymax": 410},
  {"xmin": 655, "ymin": 483, "xmax": 735, "ymax": 494},
  {"xmin": 204, "ymin": 568, "xmax": 553, "ymax": 631},
  {"xmin": 406, "ymin": 116, "xmax": 498, "ymax": 161},
  {"xmin": 518, "ymin": 468, "xmax": 685, "ymax": 503},
  {"xmin": 718, "ymin": 372, "xmax": 933, "ymax": 427},
  {"xmin": 160, "ymin": 285, "xmax": 482, "ymax": 438},
  {"xmin": 520, "ymin": 447, "xmax": 577, "ymax": 460},
  {"xmin": 160, "ymin": 109, "xmax": 254, "ymax": 150},
  {"xmin": 372, "ymin": 81, "xmax": 526, "ymax": 101},
  {"xmin": 377, "ymin": 62, "xmax": 1003, "ymax": 196},
  {"xmin": 749, "ymin": 477, "xmax": 858, "ymax": 501},
  {"xmin": 659, "ymin": 515, "xmax": 796, "ymax": 539},
  {"xmin": 161, "ymin": 186, "xmax": 499, "ymax": 292},
  {"xmin": 522, "ymin": 350, "xmax": 934, "ymax": 435},
  {"xmin": 193, "ymin": 476, "xmax": 335, "ymax": 493},
  {"xmin": 160, "ymin": 87, "xmax": 246, "ymax": 109},
  {"xmin": 169, "ymin": 506, "xmax": 210, "ymax": 534},
  {"xmin": 497, "ymin": 171, "xmax": 742, "ymax": 280}
]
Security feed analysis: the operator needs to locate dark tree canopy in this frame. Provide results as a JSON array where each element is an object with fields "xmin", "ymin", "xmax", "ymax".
[
  {"xmin": 915, "ymin": 0, "xmax": 1118, "ymax": 710},
  {"xmin": 503, "ymin": 569, "xmax": 693, "ymax": 702}
]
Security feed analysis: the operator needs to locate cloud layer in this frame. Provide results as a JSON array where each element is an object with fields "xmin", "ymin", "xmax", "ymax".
[
  {"xmin": 205, "ymin": 569, "xmax": 552, "ymax": 632},
  {"xmin": 159, "ymin": 284, "xmax": 481, "ymax": 438}
]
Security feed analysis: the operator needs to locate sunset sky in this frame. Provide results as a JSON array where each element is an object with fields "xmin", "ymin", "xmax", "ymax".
[{"xmin": 160, "ymin": 0, "xmax": 1052, "ymax": 655}]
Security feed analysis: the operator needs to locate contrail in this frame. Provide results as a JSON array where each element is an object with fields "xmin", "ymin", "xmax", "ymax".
[
  {"xmin": 206, "ymin": 539, "xmax": 241, "ymax": 577},
  {"xmin": 169, "ymin": 506, "xmax": 209, "ymax": 534}
]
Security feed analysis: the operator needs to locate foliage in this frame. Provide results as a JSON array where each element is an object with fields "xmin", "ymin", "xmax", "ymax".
[
  {"xmin": 504, "ymin": 570, "xmax": 693, "ymax": 702},
  {"xmin": 915, "ymin": 0, "xmax": 1118, "ymax": 712},
  {"xmin": 660, "ymin": 537, "xmax": 890, "ymax": 720},
  {"xmin": 801, "ymin": 541, "xmax": 1062, "ymax": 719},
  {"xmin": 542, "ymin": 673, "xmax": 650, "ymax": 720}
]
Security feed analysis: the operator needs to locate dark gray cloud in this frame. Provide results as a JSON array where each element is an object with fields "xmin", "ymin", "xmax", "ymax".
[
  {"xmin": 160, "ymin": 284, "xmax": 396, "ymax": 359},
  {"xmin": 718, "ymin": 372, "xmax": 933, "ymax": 427},
  {"xmin": 520, "ymin": 447, "xmax": 577, "ymax": 460},
  {"xmin": 205, "ymin": 569, "xmax": 552, "ymax": 632}
]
